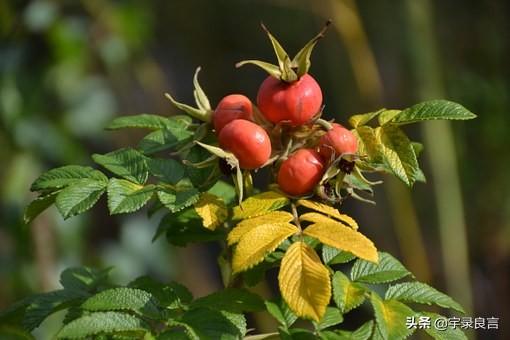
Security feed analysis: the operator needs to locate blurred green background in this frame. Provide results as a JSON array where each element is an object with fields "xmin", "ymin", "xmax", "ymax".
[{"xmin": 0, "ymin": 0, "xmax": 508, "ymax": 338}]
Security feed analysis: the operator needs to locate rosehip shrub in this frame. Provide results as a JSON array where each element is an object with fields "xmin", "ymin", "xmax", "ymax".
[
  {"xmin": 277, "ymin": 148, "xmax": 325, "ymax": 196},
  {"xmin": 318, "ymin": 123, "xmax": 358, "ymax": 160},
  {"xmin": 3, "ymin": 22, "xmax": 476, "ymax": 340},
  {"xmin": 219, "ymin": 119, "xmax": 271, "ymax": 169},
  {"xmin": 213, "ymin": 94, "xmax": 253, "ymax": 133},
  {"xmin": 257, "ymin": 73, "xmax": 322, "ymax": 126}
]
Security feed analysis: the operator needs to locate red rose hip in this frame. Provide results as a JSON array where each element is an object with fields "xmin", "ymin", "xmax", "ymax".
[
  {"xmin": 277, "ymin": 149, "xmax": 325, "ymax": 196},
  {"xmin": 213, "ymin": 94, "xmax": 253, "ymax": 133},
  {"xmin": 219, "ymin": 119, "xmax": 271, "ymax": 170},
  {"xmin": 257, "ymin": 74, "xmax": 322, "ymax": 126},
  {"xmin": 318, "ymin": 123, "xmax": 358, "ymax": 160}
]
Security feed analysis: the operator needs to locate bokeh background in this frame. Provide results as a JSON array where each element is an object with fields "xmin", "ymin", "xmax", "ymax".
[{"xmin": 1, "ymin": 0, "xmax": 508, "ymax": 339}]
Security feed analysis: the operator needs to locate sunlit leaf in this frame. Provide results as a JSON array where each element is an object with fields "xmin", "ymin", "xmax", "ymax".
[
  {"xmin": 233, "ymin": 191, "xmax": 290, "ymax": 220},
  {"xmin": 303, "ymin": 222, "xmax": 378, "ymax": 263},
  {"xmin": 193, "ymin": 193, "xmax": 228, "ymax": 231},
  {"xmin": 232, "ymin": 223, "xmax": 298, "ymax": 273},
  {"xmin": 278, "ymin": 241, "xmax": 331, "ymax": 321},
  {"xmin": 297, "ymin": 200, "xmax": 359, "ymax": 229},
  {"xmin": 228, "ymin": 211, "xmax": 294, "ymax": 245},
  {"xmin": 31, "ymin": 165, "xmax": 107, "ymax": 192},
  {"xmin": 351, "ymin": 252, "xmax": 410, "ymax": 284},
  {"xmin": 106, "ymin": 179, "xmax": 154, "ymax": 214},
  {"xmin": 391, "ymin": 100, "xmax": 477, "ymax": 125},
  {"xmin": 332, "ymin": 271, "xmax": 367, "ymax": 313},
  {"xmin": 106, "ymin": 114, "xmax": 189, "ymax": 130},
  {"xmin": 370, "ymin": 293, "xmax": 416, "ymax": 340},
  {"xmin": 348, "ymin": 109, "xmax": 384, "ymax": 128}
]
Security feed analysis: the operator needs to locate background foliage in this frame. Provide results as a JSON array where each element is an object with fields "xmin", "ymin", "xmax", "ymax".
[{"xmin": 1, "ymin": 0, "xmax": 508, "ymax": 339}]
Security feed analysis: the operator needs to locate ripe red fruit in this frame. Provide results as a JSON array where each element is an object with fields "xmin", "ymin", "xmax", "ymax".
[
  {"xmin": 318, "ymin": 123, "xmax": 358, "ymax": 160},
  {"xmin": 257, "ymin": 74, "xmax": 322, "ymax": 126},
  {"xmin": 213, "ymin": 94, "xmax": 253, "ymax": 133},
  {"xmin": 219, "ymin": 119, "xmax": 271, "ymax": 170},
  {"xmin": 277, "ymin": 149, "xmax": 325, "ymax": 196}
]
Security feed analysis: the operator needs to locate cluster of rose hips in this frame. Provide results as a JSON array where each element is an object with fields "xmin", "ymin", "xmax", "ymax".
[{"xmin": 205, "ymin": 22, "xmax": 358, "ymax": 198}]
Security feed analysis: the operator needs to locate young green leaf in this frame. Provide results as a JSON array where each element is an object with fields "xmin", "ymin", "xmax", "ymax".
[
  {"xmin": 81, "ymin": 288, "xmax": 162, "ymax": 319},
  {"xmin": 232, "ymin": 222, "xmax": 298, "ymax": 273},
  {"xmin": 24, "ymin": 191, "xmax": 59, "ymax": 224},
  {"xmin": 391, "ymin": 100, "xmax": 477, "ymax": 125},
  {"xmin": 55, "ymin": 179, "xmax": 106, "ymax": 219},
  {"xmin": 348, "ymin": 109, "xmax": 384, "ymax": 128},
  {"xmin": 106, "ymin": 179, "xmax": 155, "ymax": 214},
  {"xmin": 332, "ymin": 271, "xmax": 367, "ymax": 313},
  {"xmin": 31, "ymin": 165, "xmax": 107, "ymax": 192},
  {"xmin": 92, "ymin": 148, "xmax": 149, "ymax": 184},
  {"xmin": 232, "ymin": 191, "xmax": 290, "ymax": 220},
  {"xmin": 385, "ymin": 282, "xmax": 464, "ymax": 313},
  {"xmin": 370, "ymin": 293, "xmax": 416, "ymax": 340},
  {"xmin": 279, "ymin": 241, "xmax": 331, "ymax": 322},
  {"xmin": 190, "ymin": 288, "xmax": 265, "ymax": 313},
  {"xmin": 351, "ymin": 252, "xmax": 411, "ymax": 284},
  {"xmin": 56, "ymin": 311, "xmax": 149, "ymax": 339},
  {"xmin": 106, "ymin": 114, "xmax": 189, "ymax": 131},
  {"xmin": 377, "ymin": 109, "xmax": 401, "ymax": 126}
]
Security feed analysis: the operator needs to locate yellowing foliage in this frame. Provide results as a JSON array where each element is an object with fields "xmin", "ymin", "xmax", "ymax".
[
  {"xmin": 233, "ymin": 191, "xmax": 289, "ymax": 220},
  {"xmin": 194, "ymin": 193, "xmax": 227, "ymax": 230},
  {"xmin": 227, "ymin": 211, "xmax": 294, "ymax": 246},
  {"xmin": 232, "ymin": 222, "xmax": 298, "ymax": 274},
  {"xmin": 297, "ymin": 199, "xmax": 359, "ymax": 229},
  {"xmin": 303, "ymin": 222, "xmax": 378, "ymax": 263},
  {"xmin": 278, "ymin": 241, "xmax": 331, "ymax": 321}
]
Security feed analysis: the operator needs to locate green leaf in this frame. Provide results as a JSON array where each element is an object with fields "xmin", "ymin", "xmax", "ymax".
[
  {"xmin": 208, "ymin": 181, "xmax": 237, "ymax": 205},
  {"xmin": 31, "ymin": 165, "xmax": 107, "ymax": 191},
  {"xmin": 191, "ymin": 288, "xmax": 264, "ymax": 314},
  {"xmin": 148, "ymin": 158, "xmax": 185, "ymax": 185},
  {"xmin": 23, "ymin": 290, "xmax": 86, "ymax": 331},
  {"xmin": 391, "ymin": 100, "xmax": 477, "ymax": 125},
  {"xmin": 353, "ymin": 126, "xmax": 384, "ymax": 165},
  {"xmin": 106, "ymin": 114, "xmax": 190, "ymax": 130},
  {"xmin": 370, "ymin": 293, "xmax": 416, "ymax": 340},
  {"xmin": 348, "ymin": 109, "xmax": 384, "ymax": 128},
  {"xmin": 55, "ymin": 179, "xmax": 106, "ymax": 219},
  {"xmin": 138, "ymin": 127, "xmax": 193, "ymax": 155},
  {"xmin": 265, "ymin": 300, "xmax": 297, "ymax": 329},
  {"xmin": 314, "ymin": 307, "xmax": 343, "ymax": 331},
  {"xmin": 192, "ymin": 67, "xmax": 211, "ymax": 111},
  {"xmin": 128, "ymin": 276, "xmax": 193, "ymax": 309},
  {"xmin": 56, "ymin": 311, "xmax": 148, "ymax": 339},
  {"xmin": 334, "ymin": 320, "xmax": 373, "ymax": 340},
  {"xmin": 377, "ymin": 110, "xmax": 401, "ymax": 126},
  {"xmin": 385, "ymin": 282, "xmax": 464, "ymax": 313},
  {"xmin": 156, "ymin": 209, "xmax": 225, "ymax": 246},
  {"xmin": 82, "ymin": 288, "xmax": 161, "ymax": 319},
  {"xmin": 92, "ymin": 148, "xmax": 149, "ymax": 184},
  {"xmin": 179, "ymin": 308, "xmax": 246, "ymax": 340},
  {"xmin": 351, "ymin": 252, "xmax": 411, "ymax": 284},
  {"xmin": 106, "ymin": 179, "xmax": 155, "ymax": 214},
  {"xmin": 322, "ymin": 245, "xmax": 356, "ymax": 265},
  {"xmin": 185, "ymin": 144, "xmax": 221, "ymax": 191},
  {"xmin": 419, "ymin": 312, "xmax": 467, "ymax": 340},
  {"xmin": 59, "ymin": 266, "xmax": 112, "ymax": 293},
  {"xmin": 157, "ymin": 187, "xmax": 200, "ymax": 213},
  {"xmin": 24, "ymin": 191, "xmax": 59, "ymax": 224},
  {"xmin": 332, "ymin": 271, "xmax": 367, "ymax": 313},
  {"xmin": 0, "ymin": 325, "xmax": 34, "ymax": 340},
  {"xmin": 260, "ymin": 23, "xmax": 297, "ymax": 82},
  {"xmin": 377, "ymin": 125, "xmax": 420, "ymax": 186},
  {"xmin": 164, "ymin": 92, "xmax": 212, "ymax": 122}
]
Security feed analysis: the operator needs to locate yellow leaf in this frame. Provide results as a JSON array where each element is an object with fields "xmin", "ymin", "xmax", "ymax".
[
  {"xmin": 233, "ymin": 191, "xmax": 289, "ymax": 220},
  {"xmin": 232, "ymin": 222, "xmax": 298, "ymax": 274},
  {"xmin": 303, "ymin": 222, "xmax": 378, "ymax": 263},
  {"xmin": 227, "ymin": 211, "xmax": 294, "ymax": 246},
  {"xmin": 300, "ymin": 212, "xmax": 358, "ymax": 232},
  {"xmin": 193, "ymin": 193, "xmax": 228, "ymax": 230},
  {"xmin": 297, "ymin": 200, "xmax": 359, "ymax": 230},
  {"xmin": 278, "ymin": 241, "xmax": 331, "ymax": 321}
]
